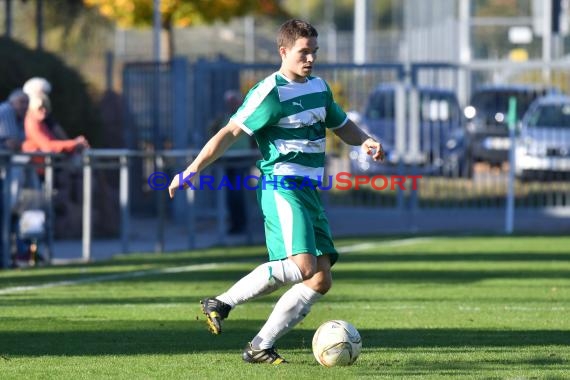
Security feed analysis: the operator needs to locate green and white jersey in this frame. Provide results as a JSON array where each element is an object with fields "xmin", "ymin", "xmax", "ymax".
[{"xmin": 231, "ymin": 72, "xmax": 348, "ymax": 182}]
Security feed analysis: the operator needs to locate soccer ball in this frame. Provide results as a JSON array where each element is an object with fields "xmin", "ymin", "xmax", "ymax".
[{"xmin": 312, "ymin": 320, "xmax": 362, "ymax": 367}]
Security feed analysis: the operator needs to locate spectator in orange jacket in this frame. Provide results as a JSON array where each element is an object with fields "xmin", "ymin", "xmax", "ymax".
[
  {"xmin": 23, "ymin": 95, "xmax": 89, "ymax": 154},
  {"xmin": 23, "ymin": 77, "xmax": 69, "ymax": 140}
]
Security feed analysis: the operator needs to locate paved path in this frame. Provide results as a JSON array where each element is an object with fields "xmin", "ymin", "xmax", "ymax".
[{"xmin": 47, "ymin": 207, "xmax": 570, "ymax": 264}]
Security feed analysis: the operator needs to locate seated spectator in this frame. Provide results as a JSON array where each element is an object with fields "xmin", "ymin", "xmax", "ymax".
[
  {"xmin": 23, "ymin": 95, "xmax": 89, "ymax": 155},
  {"xmin": 23, "ymin": 92, "xmax": 89, "ymax": 241}
]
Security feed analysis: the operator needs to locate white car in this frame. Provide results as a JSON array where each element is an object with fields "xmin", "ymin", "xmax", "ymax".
[{"xmin": 515, "ymin": 94, "xmax": 570, "ymax": 180}]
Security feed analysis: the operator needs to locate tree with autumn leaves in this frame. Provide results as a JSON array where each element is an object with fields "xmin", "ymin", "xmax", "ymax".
[{"xmin": 83, "ymin": 0, "xmax": 287, "ymax": 60}]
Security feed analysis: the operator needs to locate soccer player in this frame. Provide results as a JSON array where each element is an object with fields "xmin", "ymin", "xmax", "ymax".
[{"xmin": 168, "ymin": 19, "xmax": 384, "ymax": 364}]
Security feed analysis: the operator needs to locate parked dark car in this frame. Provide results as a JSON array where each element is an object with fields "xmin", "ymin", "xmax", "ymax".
[
  {"xmin": 515, "ymin": 94, "xmax": 570, "ymax": 180},
  {"xmin": 463, "ymin": 85, "xmax": 558, "ymax": 171},
  {"xmin": 349, "ymin": 84, "xmax": 463, "ymax": 175}
]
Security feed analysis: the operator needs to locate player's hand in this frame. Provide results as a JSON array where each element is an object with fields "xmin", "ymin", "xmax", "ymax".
[
  {"xmin": 168, "ymin": 169, "xmax": 199, "ymax": 198},
  {"xmin": 362, "ymin": 137, "xmax": 384, "ymax": 161},
  {"xmin": 74, "ymin": 135, "xmax": 90, "ymax": 150}
]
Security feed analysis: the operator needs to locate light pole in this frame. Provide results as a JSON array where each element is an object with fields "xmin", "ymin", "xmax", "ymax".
[
  {"xmin": 5, "ymin": 0, "xmax": 12, "ymax": 38},
  {"xmin": 353, "ymin": 0, "xmax": 367, "ymax": 64},
  {"xmin": 153, "ymin": 0, "xmax": 161, "ymax": 62},
  {"xmin": 36, "ymin": 0, "xmax": 44, "ymax": 50},
  {"xmin": 458, "ymin": 0, "xmax": 472, "ymax": 106}
]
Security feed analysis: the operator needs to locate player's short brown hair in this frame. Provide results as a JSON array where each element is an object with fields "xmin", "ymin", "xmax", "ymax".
[{"xmin": 276, "ymin": 19, "xmax": 318, "ymax": 49}]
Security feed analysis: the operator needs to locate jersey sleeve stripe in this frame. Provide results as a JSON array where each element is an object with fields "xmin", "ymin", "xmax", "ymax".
[
  {"xmin": 232, "ymin": 75, "xmax": 277, "ymax": 130},
  {"xmin": 231, "ymin": 118, "xmax": 254, "ymax": 136}
]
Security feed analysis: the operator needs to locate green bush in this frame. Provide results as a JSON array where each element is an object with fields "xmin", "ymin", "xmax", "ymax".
[{"xmin": 0, "ymin": 37, "xmax": 102, "ymax": 146}]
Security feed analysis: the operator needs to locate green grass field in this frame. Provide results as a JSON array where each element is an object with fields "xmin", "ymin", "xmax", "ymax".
[{"xmin": 1, "ymin": 236, "xmax": 569, "ymax": 379}]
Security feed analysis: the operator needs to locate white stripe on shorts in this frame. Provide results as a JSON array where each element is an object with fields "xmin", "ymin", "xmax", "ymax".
[{"xmin": 273, "ymin": 191, "xmax": 293, "ymax": 256}]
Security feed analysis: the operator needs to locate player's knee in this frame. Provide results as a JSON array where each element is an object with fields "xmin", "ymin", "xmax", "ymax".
[
  {"xmin": 316, "ymin": 276, "xmax": 332, "ymax": 294},
  {"xmin": 306, "ymin": 272, "xmax": 332, "ymax": 294},
  {"xmin": 298, "ymin": 265, "xmax": 316, "ymax": 280},
  {"xmin": 290, "ymin": 254, "xmax": 317, "ymax": 280}
]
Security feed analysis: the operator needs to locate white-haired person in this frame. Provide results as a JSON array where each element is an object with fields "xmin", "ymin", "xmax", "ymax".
[
  {"xmin": 23, "ymin": 77, "xmax": 69, "ymax": 140},
  {"xmin": 23, "ymin": 95, "xmax": 89, "ymax": 157}
]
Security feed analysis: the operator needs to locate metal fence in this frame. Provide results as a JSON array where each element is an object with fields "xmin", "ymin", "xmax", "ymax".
[
  {"xmin": 0, "ymin": 149, "xmax": 264, "ymax": 268},
  {"xmin": 1, "ymin": 143, "xmax": 569, "ymax": 268}
]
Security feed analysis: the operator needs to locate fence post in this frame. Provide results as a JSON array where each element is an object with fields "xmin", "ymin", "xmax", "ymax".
[
  {"xmin": 1, "ymin": 160, "xmax": 11, "ymax": 268},
  {"xmin": 172, "ymin": 57, "xmax": 189, "ymax": 223},
  {"xmin": 155, "ymin": 153, "xmax": 165, "ymax": 253},
  {"xmin": 186, "ymin": 175, "xmax": 196, "ymax": 250},
  {"xmin": 215, "ymin": 164, "xmax": 226, "ymax": 245},
  {"xmin": 395, "ymin": 81, "xmax": 407, "ymax": 211},
  {"xmin": 82, "ymin": 153, "xmax": 92, "ymax": 261},
  {"xmin": 505, "ymin": 97, "xmax": 517, "ymax": 234},
  {"xmin": 44, "ymin": 155, "xmax": 54, "ymax": 261},
  {"xmin": 120, "ymin": 153, "xmax": 130, "ymax": 253}
]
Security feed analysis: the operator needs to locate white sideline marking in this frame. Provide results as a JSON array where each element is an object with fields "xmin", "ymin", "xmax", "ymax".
[
  {"xmin": 337, "ymin": 237, "xmax": 430, "ymax": 253},
  {"xmin": 0, "ymin": 238, "xmax": 429, "ymax": 295},
  {"xmin": 0, "ymin": 263, "xmax": 222, "ymax": 295}
]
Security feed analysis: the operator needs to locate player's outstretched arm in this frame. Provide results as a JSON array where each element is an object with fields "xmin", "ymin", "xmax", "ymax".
[
  {"xmin": 168, "ymin": 121, "xmax": 244, "ymax": 198},
  {"xmin": 333, "ymin": 119, "xmax": 384, "ymax": 161}
]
